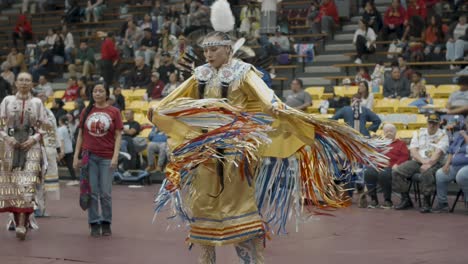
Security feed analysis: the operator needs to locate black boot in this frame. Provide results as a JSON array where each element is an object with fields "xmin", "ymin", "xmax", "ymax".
[
  {"xmin": 420, "ymin": 195, "xmax": 432, "ymax": 213},
  {"xmin": 395, "ymin": 193, "xmax": 413, "ymax": 210},
  {"xmin": 90, "ymin": 223, "xmax": 101, "ymax": 237}
]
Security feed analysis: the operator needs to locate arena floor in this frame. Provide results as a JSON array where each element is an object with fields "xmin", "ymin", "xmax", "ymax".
[{"xmin": 1, "ymin": 183, "xmax": 467, "ymax": 264}]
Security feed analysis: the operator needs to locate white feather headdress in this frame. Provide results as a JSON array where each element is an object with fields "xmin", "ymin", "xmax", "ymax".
[{"xmin": 210, "ymin": 0, "xmax": 235, "ymax": 33}]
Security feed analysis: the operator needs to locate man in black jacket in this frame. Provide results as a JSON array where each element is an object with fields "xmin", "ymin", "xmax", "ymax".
[{"xmin": 127, "ymin": 56, "xmax": 151, "ymax": 90}]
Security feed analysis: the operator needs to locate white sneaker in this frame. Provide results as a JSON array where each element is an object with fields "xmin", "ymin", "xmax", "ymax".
[
  {"xmin": 66, "ymin": 180, "xmax": 80, "ymax": 186},
  {"xmin": 354, "ymin": 58, "xmax": 362, "ymax": 64}
]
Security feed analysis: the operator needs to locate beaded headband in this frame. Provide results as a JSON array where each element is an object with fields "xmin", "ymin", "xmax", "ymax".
[{"xmin": 200, "ymin": 40, "xmax": 232, "ymax": 48}]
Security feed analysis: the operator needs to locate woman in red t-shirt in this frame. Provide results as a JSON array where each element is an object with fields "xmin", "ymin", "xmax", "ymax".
[
  {"xmin": 63, "ymin": 77, "xmax": 80, "ymax": 102},
  {"xmin": 73, "ymin": 84, "xmax": 123, "ymax": 237},
  {"xmin": 363, "ymin": 123, "xmax": 409, "ymax": 209}
]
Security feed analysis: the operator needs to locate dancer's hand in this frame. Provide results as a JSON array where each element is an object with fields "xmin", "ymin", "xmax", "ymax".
[
  {"xmin": 73, "ymin": 158, "xmax": 81, "ymax": 170},
  {"xmin": 110, "ymin": 156, "xmax": 118, "ymax": 169},
  {"xmin": 6, "ymin": 137, "xmax": 19, "ymax": 148},
  {"xmin": 20, "ymin": 138, "xmax": 36, "ymax": 151}
]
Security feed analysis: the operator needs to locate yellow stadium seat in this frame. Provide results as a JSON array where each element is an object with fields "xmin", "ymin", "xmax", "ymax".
[
  {"xmin": 305, "ymin": 87, "xmax": 325, "ymax": 100},
  {"xmin": 432, "ymin": 98, "xmax": 448, "ymax": 109},
  {"xmin": 425, "ymin": 85, "xmax": 436, "ymax": 97},
  {"xmin": 373, "ymin": 98, "xmax": 398, "ymax": 113},
  {"xmin": 373, "ymin": 86, "xmax": 383, "ymax": 99},
  {"xmin": 397, "ymin": 98, "xmax": 418, "ymax": 113},
  {"xmin": 53, "ymin": 90, "xmax": 65, "ymax": 99},
  {"xmin": 407, "ymin": 115, "xmax": 427, "ymax": 130},
  {"xmin": 397, "ymin": 130, "xmax": 417, "ymax": 140},
  {"xmin": 127, "ymin": 101, "xmax": 149, "ymax": 113},
  {"xmin": 121, "ymin": 89, "xmax": 133, "ymax": 98},
  {"xmin": 306, "ymin": 104, "xmax": 320, "ymax": 113},
  {"xmin": 434, "ymin": 85, "xmax": 459, "ymax": 98},
  {"xmin": 128, "ymin": 89, "xmax": 147, "ymax": 101},
  {"xmin": 139, "ymin": 127, "xmax": 152, "ymax": 138},
  {"xmin": 63, "ymin": 101, "xmax": 75, "ymax": 112},
  {"xmin": 321, "ymin": 93, "xmax": 334, "ymax": 99},
  {"xmin": 133, "ymin": 113, "xmax": 150, "ymax": 124},
  {"xmin": 334, "ymin": 86, "xmax": 358, "ymax": 97},
  {"xmin": 45, "ymin": 102, "xmax": 53, "ymax": 109}
]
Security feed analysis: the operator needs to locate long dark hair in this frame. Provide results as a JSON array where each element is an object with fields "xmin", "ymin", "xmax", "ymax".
[
  {"xmin": 80, "ymin": 84, "xmax": 109, "ymax": 130},
  {"xmin": 429, "ymin": 15, "xmax": 445, "ymax": 43},
  {"xmin": 359, "ymin": 81, "xmax": 370, "ymax": 99}
]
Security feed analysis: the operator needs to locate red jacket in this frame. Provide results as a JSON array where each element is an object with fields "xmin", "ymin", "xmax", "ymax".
[
  {"xmin": 386, "ymin": 139, "xmax": 410, "ymax": 167},
  {"xmin": 14, "ymin": 15, "xmax": 32, "ymax": 35},
  {"xmin": 63, "ymin": 84, "xmax": 80, "ymax": 102},
  {"xmin": 101, "ymin": 38, "xmax": 119, "ymax": 62},
  {"xmin": 384, "ymin": 6, "xmax": 406, "ymax": 26},
  {"xmin": 318, "ymin": 1, "xmax": 339, "ymax": 25},
  {"xmin": 406, "ymin": 0, "xmax": 427, "ymax": 21}
]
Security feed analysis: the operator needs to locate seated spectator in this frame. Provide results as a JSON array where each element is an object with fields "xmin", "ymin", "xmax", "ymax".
[
  {"xmin": 409, "ymin": 71, "xmax": 426, "ymax": 96},
  {"xmin": 357, "ymin": 81, "xmax": 374, "ymax": 109},
  {"xmin": 159, "ymin": 27, "xmax": 177, "ymax": 54},
  {"xmin": 44, "ymin": 28, "xmax": 58, "ymax": 47},
  {"xmin": 35, "ymin": 75, "xmax": 53, "ymax": 99},
  {"xmin": 392, "ymin": 114, "xmax": 449, "ymax": 212},
  {"xmin": 309, "ymin": 0, "xmax": 339, "ymax": 36},
  {"xmin": 64, "ymin": 0, "xmax": 83, "ymax": 24},
  {"xmin": 362, "ymin": 1, "xmax": 383, "ymax": 34},
  {"xmin": 147, "ymin": 71, "xmax": 165, "ymax": 100},
  {"xmin": 409, "ymin": 84, "xmax": 433, "ymax": 108},
  {"xmin": 354, "ymin": 66, "xmax": 371, "ymax": 84},
  {"xmin": 30, "ymin": 41, "xmax": 53, "ymax": 83},
  {"xmin": 446, "ymin": 15, "xmax": 468, "ymax": 69},
  {"xmin": 172, "ymin": 35, "xmax": 193, "ymax": 66},
  {"xmin": 135, "ymin": 28, "xmax": 158, "ymax": 66},
  {"xmin": 85, "ymin": 0, "xmax": 105, "ymax": 23},
  {"xmin": 62, "ymin": 25, "xmax": 75, "ymax": 64},
  {"xmin": 331, "ymin": 94, "xmax": 381, "ymax": 137},
  {"xmin": 12, "ymin": 14, "xmax": 33, "ymax": 48},
  {"xmin": 285, "ymin": 78, "xmax": 312, "ymax": 111},
  {"xmin": 146, "ymin": 125, "xmax": 168, "ymax": 172},
  {"xmin": 434, "ymin": 118, "xmax": 468, "ymax": 212},
  {"xmin": 121, "ymin": 109, "xmax": 141, "ymax": 169},
  {"xmin": 383, "ymin": 66, "xmax": 411, "ymax": 98},
  {"xmin": 353, "ymin": 19, "xmax": 376, "ymax": 64},
  {"xmin": 119, "ymin": 15, "xmax": 136, "ymax": 39},
  {"xmin": 51, "ymin": 98, "xmax": 68, "ymax": 123},
  {"xmin": 444, "ymin": 76, "xmax": 468, "ymax": 115},
  {"xmin": 405, "ymin": 0, "xmax": 427, "ymax": 22},
  {"xmin": 112, "ymin": 86, "xmax": 126, "ymax": 111},
  {"xmin": 239, "ymin": 0, "xmax": 261, "ymax": 38},
  {"xmin": 122, "ymin": 20, "xmax": 144, "ymax": 58},
  {"xmin": 423, "ymin": 15, "xmax": 448, "ymax": 60},
  {"xmin": 139, "ymin": 14, "xmax": 154, "ymax": 31},
  {"xmin": 127, "ymin": 56, "xmax": 151, "ymax": 90},
  {"xmin": 22, "ymin": 0, "xmax": 45, "ymax": 14},
  {"xmin": 78, "ymin": 77, "xmax": 92, "ymax": 100},
  {"xmin": 157, "ymin": 52, "xmax": 177, "ymax": 84},
  {"xmin": 268, "ymin": 29, "xmax": 291, "ymax": 54},
  {"xmin": 382, "ymin": 0, "xmax": 406, "ymax": 41},
  {"xmin": 162, "ymin": 72, "xmax": 180, "ymax": 97},
  {"xmin": 68, "ymin": 40, "xmax": 95, "ymax": 79},
  {"xmin": 1, "ymin": 62, "xmax": 15, "ymax": 86},
  {"xmin": 6, "ymin": 47, "xmax": 26, "ymax": 76},
  {"xmin": 63, "ymin": 77, "xmax": 80, "ymax": 102},
  {"xmin": 402, "ymin": 15, "xmax": 425, "ymax": 61},
  {"xmin": 185, "ymin": 0, "xmax": 211, "ymax": 35},
  {"xmin": 364, "ymin": 123, "xmax": 409, "ymax": 208},
  {"xmin": 52, "ymin": 34, "xmax": 66, "ymax": 65},
  {"xmin": 398, "ymin": 55, "xmax": 414, "ymax": 80}
]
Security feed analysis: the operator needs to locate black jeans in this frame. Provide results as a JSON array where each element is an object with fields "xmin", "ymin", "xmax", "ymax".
[
  {"xmin": 355, "ymin": 35, "xmax": 375, "ymax": 59},
  {"xmin": 100, "ymin": 59, "xmax": 114, "ymax": 90},
  {"xmin": 12, "ymin": 31, "xmax": 33, "ymax": 48},
  {"xmin": 381, "ymin": 24, "xmax": 404, "ymax": 41},
  {"xmin": 364, "ymin": 167, "xmax": 392, "ymax": 202},
  {"xmin": 64, "ymin": 153, "xmax": 77, "ymax": 180}
]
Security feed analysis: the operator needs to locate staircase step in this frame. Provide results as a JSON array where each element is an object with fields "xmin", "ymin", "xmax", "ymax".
[
  {"xmin": 374, "ymin": 0, "xmax": 392, "ymax": 5},
  {"xmin": 351, "ymin": 16, "xmax": 362, "ymax": 23},
  {"xmin": 343, "ymin": 24, "xmax": 358, "ymax": 32},
  {"xmin": 334, "ymin": 33, "xmax": 354, "ymax": 41},
  {"xmin": 301, "ymin": 77, "xmax": 332, "ymax": 86},
  {"xmin": 304, "ymin": 65, "xmax": 341, "ymax": 74},
  {"xmin": 51, "ymin": 82, "xmax": 67, "ymax": 90},
  {"xmin": 313, "ymin": 54, "xmax": 349, "ymax": 63},
  {"xmin": 325, "ymin": 43, "xmax": 355, "ymax": 52}
]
